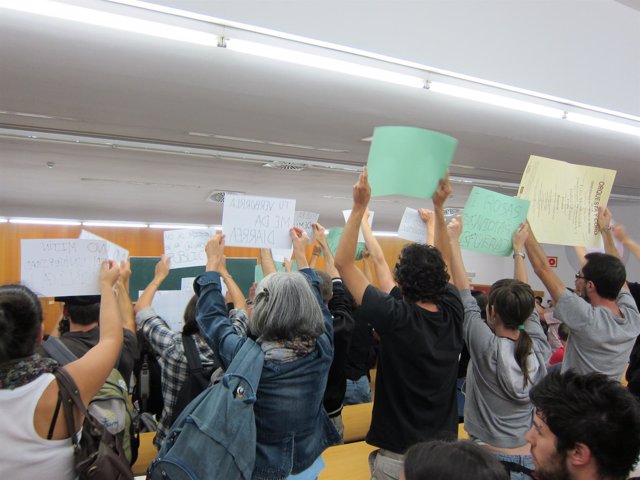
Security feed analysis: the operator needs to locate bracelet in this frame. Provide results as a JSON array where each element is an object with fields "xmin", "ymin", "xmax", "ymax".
[
  {"xmin": 512, "ymin": 251, "xmax": 525, "ymax": 260},
  {"xmin": 599, "ymin": 226, "xmax": 612, "ymax": 232}
]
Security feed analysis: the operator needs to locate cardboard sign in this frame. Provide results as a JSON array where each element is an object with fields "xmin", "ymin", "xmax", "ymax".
[{"xmin": 223, "ymin": 194, "xmax": 296, "ymax": 249}]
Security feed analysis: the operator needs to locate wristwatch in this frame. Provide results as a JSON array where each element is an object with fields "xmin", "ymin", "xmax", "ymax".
[{"xmin": 512, "ymin": 251, "xmax": 525, "ymax": 259}]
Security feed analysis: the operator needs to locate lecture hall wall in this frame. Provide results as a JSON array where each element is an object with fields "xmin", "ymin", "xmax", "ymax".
[{"xmin": 2, "ymin": 203, "xmax": 639, "ymax": 333}]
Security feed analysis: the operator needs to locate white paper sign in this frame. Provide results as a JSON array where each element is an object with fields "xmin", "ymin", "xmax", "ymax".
[
  {"xmin": 79, "ymin": 230, "xmax": 129, "ymax": 263},
  {"xmin": 164, "ymin": 228, "xmax": 215, "ymax": 269},
  {"xmin": 141, "ymin": 289, "xmax": 194, "ymax": 332},
  {"xmin": 294, "ymin": 211, "xmax": 319, "ymax": 240},
  {"xmin": 343, "ymin": 210, "xmax": 375, "ymax": 243},
  {"xmin": 223, "ymin": 194, "xmax": 296, "ymax": 249},
  {"xmin": 271, "ymin": 247, "xmax": 293, "ymax": 264},
  {"xmin": 397, "ymin": 208, "xmax": 428, "ymax": 243},
  {"xmin": 21, "ymin": 239, "xmax": 109, "ymax": 297},
  {"xmin": 180, "ymin": 276, "xmax": 226, "ymax": 296}
]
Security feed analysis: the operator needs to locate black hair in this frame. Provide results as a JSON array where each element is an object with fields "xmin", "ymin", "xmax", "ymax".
[
  {"xmin": 394, "ymin": 243, "xmax": 449, "ymax": 303},
  {"xmin": 558, "ymin": 323, "xmax": 569, "ymax": 342},
  {"xmin": 66, "ymin": 303, "xmax": 100, "ymax": 326},
  {"xmin": 182, "ymin": 295, "xmax": 199, "ymax": 336},
  {"xmin": 530, "ymin": 371, "xmax": 640, "ymax": 479},
  {"xmin": 582, "ymin": 252, "xmax": 626, "ymax": 300},
  {"xmin": 0, "ymin": 284, "xmax": 43, "ymax": 362},
  {"xmin": 488, "ymin": 279, "xmax": 535, "ymax": 386},
  {"xmin": 403, "ymin": 440, "xmax": 508, "ymax": 480}
]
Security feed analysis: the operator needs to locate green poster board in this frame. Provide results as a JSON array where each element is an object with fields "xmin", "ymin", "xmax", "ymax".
[{"xmin": 129, "ymin": 257, "xmax": 257, "ymax": 300}]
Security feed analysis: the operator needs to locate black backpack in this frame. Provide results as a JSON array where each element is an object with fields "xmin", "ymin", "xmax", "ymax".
[
  {"xmin": 131, "ymin": 331, "xmax": 164, "ymax": 421},
  {"xmin": 169, "ymin": 334, "xmax": 218, "ymax": 426}
]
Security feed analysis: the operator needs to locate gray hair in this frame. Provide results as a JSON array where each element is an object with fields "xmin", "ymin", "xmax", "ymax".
[{"xmin": 250, "ymin": 272, "xmax": 324, "ymax": 341}]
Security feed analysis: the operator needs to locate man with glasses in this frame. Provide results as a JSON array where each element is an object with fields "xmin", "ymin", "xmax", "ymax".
[{"xmin": 523, "ymin": 208, "xmax": 640, "ymax": 381}]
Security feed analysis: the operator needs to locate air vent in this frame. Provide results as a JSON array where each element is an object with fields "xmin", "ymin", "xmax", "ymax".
[
  {"xmin": 263, "ymin": 161, "xmax": 308, "ymax": 171},
  {"xmin": 207, "ymin": 191, "xmax": 244, "ymax": 203}
]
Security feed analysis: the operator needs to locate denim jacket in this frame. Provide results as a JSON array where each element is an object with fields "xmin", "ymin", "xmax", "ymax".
[{"xmin": 195, "ymin": 268, "xmax": 340, "ymax": 480}]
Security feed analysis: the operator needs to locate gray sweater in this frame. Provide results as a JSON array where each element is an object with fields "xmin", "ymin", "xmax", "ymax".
[{"xmin": 461, "ymin": 289, "xmax": 551, "ymax": 448}]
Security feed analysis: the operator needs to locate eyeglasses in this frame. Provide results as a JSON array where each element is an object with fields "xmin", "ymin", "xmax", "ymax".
[{"xmin": 575, "ymin": 272, "xmax": 585, "ymax": 280}]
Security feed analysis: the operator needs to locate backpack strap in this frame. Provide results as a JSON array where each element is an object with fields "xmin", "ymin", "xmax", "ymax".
[
  {"xmin": 500, "ymin": 460, "xmax": 535, "ymax": 477},
  {"xmin": 42, "ymin": 336, "xmax": 78, "ymax": 366},
  {"xmin": 182, "ymin": 334, "xmax": 204, "ymax": 373}
]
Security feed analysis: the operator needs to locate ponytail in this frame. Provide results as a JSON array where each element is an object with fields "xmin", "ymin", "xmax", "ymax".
[{"xmin": 514, "ymin": 329, "xmax": 534, "ymax": 387}]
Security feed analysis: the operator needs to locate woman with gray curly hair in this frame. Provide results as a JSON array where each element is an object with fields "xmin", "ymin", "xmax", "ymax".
[{"xmin": 194, "ymin": 228, "xmax": 340, "ymax": 480}]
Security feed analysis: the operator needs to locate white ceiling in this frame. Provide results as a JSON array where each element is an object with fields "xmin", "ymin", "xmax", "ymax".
[{"xmin": 0, "ymin": 0, "xmax": 639, "ymax": 231}]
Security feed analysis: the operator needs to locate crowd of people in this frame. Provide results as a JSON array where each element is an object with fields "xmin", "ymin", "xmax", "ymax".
[{"xmin": 1, "ymin": 169, "xmax": 640, "ymax": 480}]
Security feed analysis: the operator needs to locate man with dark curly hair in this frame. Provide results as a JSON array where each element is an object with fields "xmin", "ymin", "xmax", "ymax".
[
  {"xmin": 527, "ymin": 370, "xmax": 640, "ymax": 480},
  {"xmin": 335, "ymin": 168, "xmax": 464, "ymax": 480}
]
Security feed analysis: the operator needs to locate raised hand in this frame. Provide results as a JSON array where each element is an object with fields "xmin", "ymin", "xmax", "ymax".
[
  {"xmin": 353, "ymin": 167, "xmax": 371, "ymax": 209},
  {"xmin": 447, "ymin": 216, "xmax": 463, "ymax": 242},
  {"xmin": 205, "ymin": 231, "xmax": 225, "ymax": 272},
  {"xmin": 154, "ymin": 255, "xmax": 171, "ymax": 280},
  {"xmin": 100, "ymin": 260, "xmax": 120, "ymax": 287},
  {"xmin": 597, "ymin": 206, "xmax": 612, "ymax": 230},
  {"xmin": 512, "ymin": 223, "xmax": 529, "ymax": 252},
  {"xmin": 432, "ymin": 173, "xmax": 452, "ymax": 209}
]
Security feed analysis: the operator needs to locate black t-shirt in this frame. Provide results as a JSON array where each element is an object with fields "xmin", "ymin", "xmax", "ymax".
[
  {"xmin": 360, "ymin": 283, "xmax": 463, "ymax": 453},
  {"xmin": 60, "ymin": 327, "xmax": 138, "ymax": 388},
  {"xmin": 344, "ymin": 307, "xmax": 374, "ymax": 381}
]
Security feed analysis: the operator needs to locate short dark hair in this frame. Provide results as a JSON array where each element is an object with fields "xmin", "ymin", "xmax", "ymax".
[
  {"xmin": 471, "ymin": 290, "xmax": 488, "ymax": 320},
  {"xmin": 394, "ymin": 243, "xmax": 449, "ymax": 303},
  {"xmin": 182, "ymin": 295, "xmax": 199, "ymax": 336},
  {"xmin": 66, "ymin": 302, "xmax": 100, "ymax": 326},
  {"xmin": 530, "ymin": 371, "xmax": 640, "ymax": 479},
  {"xmin": 558, "ymin": 323, "xmax": 569, "ymax": 342},
  {"xmin": 582, "ymin": 252, "xmax": 626, "ymax": 300},
  {"xmin": 0, "ymin": 284, "xmax": 43, "ymax": 362},
  {"xmin": 403, "ymin": 440, "xmax": 508, "ymax": 480}
]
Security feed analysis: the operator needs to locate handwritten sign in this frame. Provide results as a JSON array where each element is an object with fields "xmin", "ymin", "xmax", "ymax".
[
  {"xmin": 223, "ymin": 194, "xmax": 296, "ymax": 249},
  {"xmin": 459, "ymin": 187, "xmax": 530, "ymax": 256},
  {"xmin": 79, "ymin": 230, "xmax": 129, "ymax": 263},
  {"xmin": 141, "ymin": 289, "xmax": 194, "ymax": 332},
  {"xmin": 517, "ymin": 155, "xmax": 616, "ymax": 247},
  {"xmin": 164, "ymin": 228, "xmax": 215, "ymax": 269},
  {"xmin": 21, "ymin": 239, "xmax": 108, "ymax": 296},
  {"xmin": 294, "ymin": 211, "xmax": 320, "ymax": 240},
  {"xmin": 343, "ymin": 210, "xmax": 374, "ymax": 243},
  {"xmin": 397, "ymin": 208, "xmax": 428, "ymax": 243},
  {"xmin": 326, "ymin": 227, "xmax": 366, "ymax": 260},
  {"xmin": 367, "ymin": 126, "xmax": 458, "ymax": 198}
]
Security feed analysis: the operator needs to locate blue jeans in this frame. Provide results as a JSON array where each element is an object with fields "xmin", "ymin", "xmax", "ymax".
[
  {"xmin": 494, "ymin": 452, "xmax": 535, "ymax": 480},
  {"xmin": 344, "ymin": 376, "xmax": 371, "ymax": 405}
]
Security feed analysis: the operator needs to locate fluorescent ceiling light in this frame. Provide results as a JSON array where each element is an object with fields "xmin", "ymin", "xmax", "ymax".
[
  {"xmin": 10, "ymin": 217, "xmax": 81, "ymax": 226},
  {"xmin": 83, "ymin": 221, "xmax": 148, "ymax": 228},
  {"xmin": 429, "ymin": 82, "xmax": 565, "ymax": 119},
  {"xmin": 566, "ymin": 113, "xmax": 640, "ymax": 137},
  {"xmin": 373, "ymin": 231, "xmax": 399, "ymax": 237},
  {"xmin": 0, "ymin": 218, "xmax": 9, "ymax": 223},
  {"xmin": 149, "ymin": 223, "xmax": 209, "ymax": 229},
  {"xmin": 0, "ymin": 0, "xmax": 219, "ymax": 46},
  {"xmin": 225, "ymin": 38, "xmax": 425, "ymax": 89}
]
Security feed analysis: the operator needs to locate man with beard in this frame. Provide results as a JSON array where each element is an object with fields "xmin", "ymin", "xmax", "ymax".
[
  {"xmin": 526, "ymin": 371, "xmax": 640, "ymax": 480},
  {"xmin": 523, "ymin": 208, "xmax": 640, "ymax": 380}
]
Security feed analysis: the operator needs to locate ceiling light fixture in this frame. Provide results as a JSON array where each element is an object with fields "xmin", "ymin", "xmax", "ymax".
[
  {"xmin": 428, "ymin": 82, "xmax": 565, "ymax": 119},
  {"xmin": 566, "ymin": 112, "xmax": 640, "ymax": 137},
  {"xmin": 10, "ymin": 217, "xmax": 81, "ymax": 226},
  {"xmin": 82, "ymin": 221, "xmax": 148, "ymax": 228},
  {"xmin": 224, "ymin": 38, "xmax": 426, "ymax": 89},
  {"xmin": 149, "ymin": 223, "xmax": 209, "ymax": 229},
  {"xmin": 0, "ymin": 0, "xmax": 219, "ymax": 47}
]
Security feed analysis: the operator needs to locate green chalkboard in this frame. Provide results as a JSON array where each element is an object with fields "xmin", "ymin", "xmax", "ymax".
[{"xmin": 129, "ymin": 257, "xmax": 257, "ymax": 301}]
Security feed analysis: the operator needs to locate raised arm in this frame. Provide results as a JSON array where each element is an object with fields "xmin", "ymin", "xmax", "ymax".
[
  {"xmin": 64, "ymin": 261, "xmax": 124, "ymax": 407},
  {"xmin": 309, "ymin": 243, "xmax": 321, "ymax": 268},
  {"xmin": 419, "ymin": 208, "xmax": 436, "ymax": 246},
  {"xmin": 313, "ymin": 222, "xmax": 340, "ymax": 278},
  {"xmin": 290, "ymin": 226, "xmax": 310, "ymax": 270},
  {"xmin": 114, "ymin": 259, "xmax": 135, "ymax": 333},
  {"xmin": 432, "ymin": 175, "xmax": 454, "ymax": 280},
  {"xmin": 597, "ymin": 207, "xmax": 619, "ymax": 258},
  {"xmin": 135, "ymin": 255, "xmax": 170, "ymax": 313},
  {"xmin": 361, "ymin": 248, "xmax": 373, "ymax": 282},
  {"xmin": 574, "ymin": 246, "xmax": 588, "ymax": 268},
  {"xmin": 219, "ymin": 256, "xmax": 247, "ymax": 311},
  {"xmin": 360, "ymin": 208, "xmax": 395, "ymax": 293},
  {"xmin": 447, "ymin": 216, "xmax": 470, "ymax": 291},
  {"xmin": 524, "ymin": 223, "xmax": 566, "ymax": 302},
  {"xmin": 335, "ymin": 168, "xmax": 372, "ymax": 304},
  {"xmin": 260, "ymin": 248, "xmax": 277, "ymax": 276},
  {"xmin": 613, "ymin": 223, "xmax": 640, "ymax": 260},
  {"xmin": 512, "ymin": 223, "xmax": 529, "ymax": 284}
]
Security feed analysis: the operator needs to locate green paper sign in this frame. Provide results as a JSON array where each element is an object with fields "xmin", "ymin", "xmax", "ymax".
[
  {"xmin": 254, "ymin": 260, "xmax": 298, "ymax": 283},
  {"xmin": 367, "ymin": 126, "xmax": 458, "ymax": 199},
  {"xmin": 459, "ymin": 187, "xmax": 530, "ymax": 256}
]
